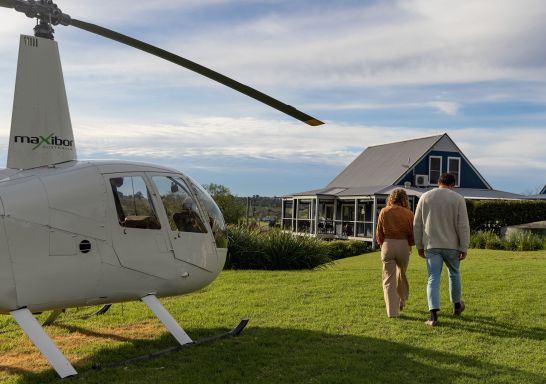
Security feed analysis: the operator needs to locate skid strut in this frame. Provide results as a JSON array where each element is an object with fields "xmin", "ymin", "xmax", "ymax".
[
  {"xmin": 11, "ymin": 308, "xmax": 77, "ymax": 378},
  {"xmin": 92, "ymin": 295, "xmax": 249, "ymax": 369}
]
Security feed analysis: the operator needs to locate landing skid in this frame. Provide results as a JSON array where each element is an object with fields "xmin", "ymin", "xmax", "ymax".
[
  {"xmin": 94, "ymin": 318, "xmax": 249, "ymax": 369},
  {"xmin": 94, "ymin": 304, "xmax": 112, "ymax": 316},
  {"xmin": 11, "ymin": 295, "xmax": 248, "ymax": 378}
]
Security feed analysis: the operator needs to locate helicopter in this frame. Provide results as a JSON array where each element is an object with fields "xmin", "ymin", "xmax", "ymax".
[{"xmin": 0, "ymin": 0, "xmax": 323, "ymax": 378}]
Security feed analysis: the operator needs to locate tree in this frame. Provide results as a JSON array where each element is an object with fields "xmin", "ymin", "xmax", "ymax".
[{"xmin": 202, "ymin": 183, "xmax": 245, "ymax": 224}]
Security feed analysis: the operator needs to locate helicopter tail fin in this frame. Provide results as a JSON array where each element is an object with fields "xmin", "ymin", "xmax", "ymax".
[{"xmin": 7, "ymin": 35, "xmax": 76, "ymax": 170}]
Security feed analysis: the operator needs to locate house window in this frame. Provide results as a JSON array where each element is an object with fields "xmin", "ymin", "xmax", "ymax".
[
  {"xmin": 448, "ymin": 157, "xmax": 461, "ymax": 186},
  {"xmin": 429, "ymin": 156, "xmax": 442, "ymax": 185}
]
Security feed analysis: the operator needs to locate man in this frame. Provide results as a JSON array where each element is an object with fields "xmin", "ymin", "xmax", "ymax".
[{"xmin": 413, "ymin": 173, "xmax": 470, "ymax": 326}]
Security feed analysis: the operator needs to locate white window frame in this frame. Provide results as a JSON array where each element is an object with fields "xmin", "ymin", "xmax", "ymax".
[
  {"xmin": 428, "ymin": 156, "xmax": 442, "ymax": 185},
  {"xmin": 448, "ymin": 157, "xmax": 461, "ymax": 187}
]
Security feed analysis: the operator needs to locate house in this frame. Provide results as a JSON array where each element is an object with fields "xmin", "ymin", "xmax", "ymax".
[{"xmin": 281, "ymin": 133, "xmax": 525, "ymax": 246}]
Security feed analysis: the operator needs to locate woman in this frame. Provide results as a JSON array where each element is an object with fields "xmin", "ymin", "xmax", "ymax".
[{"xmin": 376, "ymin": 189, "xmax": 414, "ymax": 318}]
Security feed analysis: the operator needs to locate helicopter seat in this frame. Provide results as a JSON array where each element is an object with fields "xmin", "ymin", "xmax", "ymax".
[{"xmin": 123, "ymin": 215, "xmax": 160, "ymax": 229}]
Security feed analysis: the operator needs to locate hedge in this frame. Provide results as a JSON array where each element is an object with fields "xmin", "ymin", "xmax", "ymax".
[
  {"xmin": 466, "ymin": 200, "xmax": 546, "ymax": 234},
  {"xmin": 225, "ymin": 226, "xmax": 373, "ymax": 270},
  {"xmin": 321, "ymin": 240, "xmax": 372, "ymax": 260},
  {"xmin": 226, "ymin": 226, "xmax": 331, "ymax": 270}
]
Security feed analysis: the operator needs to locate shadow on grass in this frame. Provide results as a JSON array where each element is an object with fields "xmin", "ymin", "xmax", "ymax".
[
  {"xmin": 442, "ymin": 315, "xmax": 546, "ymax": 341},
  {"xmin": 398, "ymin": 312, "xmax": 545, "ymax": 341},
  {"xmin": 7, "ymin": 325, "xmax": 544, "ymax": 384},
  {"xmin": 55, "ymin": 323, "xmax": 136, "ymax": 343}
]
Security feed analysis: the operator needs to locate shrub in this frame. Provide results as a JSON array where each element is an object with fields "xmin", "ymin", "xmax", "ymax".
[
  {"xmin": 504, "ymin": 231, "xmax": 544, "ymax": 251},
  {"xmin": 470, "ymin": 230, "xmax": 503, "ymax": 250},
  {"xmin": 321, "ymin": 240, "xmax": 372, "ymax": 260},
  {"xmin": 226, "ymin": 225, "xmax": 331, "ymax": 270},
  {"xmin": 226, "ymin": 225, "xmax": 267, "ymax": 269},
  {"xmin": 264, "ymin": 230, "xmax": 330, "ymax": 270},
  {"xmin": 470, "ymin": 230, "xmax": 545, "ymax": 251}
]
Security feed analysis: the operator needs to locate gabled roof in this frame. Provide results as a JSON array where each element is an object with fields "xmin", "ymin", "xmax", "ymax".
[
  {"xmin": 326, "ymin": 133, "xmax": 492, "ymax": 190},
  {"xmin": 327, "ymin": 134, "xmax": 444, "ymax": 188},
  {"xmin": 541, "ymin": 185, "xmax": 546, "ymax": 195}
]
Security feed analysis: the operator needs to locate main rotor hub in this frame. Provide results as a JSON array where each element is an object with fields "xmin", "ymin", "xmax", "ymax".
[{"xmin": 13, "ymin": 0, "xmax": 71, "ymax": 39}]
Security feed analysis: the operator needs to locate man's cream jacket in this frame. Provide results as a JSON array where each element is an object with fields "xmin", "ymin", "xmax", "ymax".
[{"xmin": 413, "ymin": 187, "xmax": 470, "ymax": 252}]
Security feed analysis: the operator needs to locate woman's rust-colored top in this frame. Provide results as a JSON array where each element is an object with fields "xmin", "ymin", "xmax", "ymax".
[{"xmin": 376, "ymin": 205, "xmax": 415, "ymax": 246}]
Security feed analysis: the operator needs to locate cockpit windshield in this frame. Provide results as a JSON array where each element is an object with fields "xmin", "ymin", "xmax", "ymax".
[
  {"xmin": 152, "ymin": 176, "xmax": 207, "ymax": 234},
  {"xmin": 186, "ymin": 176, "xmax": 228, "ymax": 248}
]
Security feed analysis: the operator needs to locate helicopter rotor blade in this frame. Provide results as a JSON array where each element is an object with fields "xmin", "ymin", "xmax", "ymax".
[{"xmin": 69, "ymin": 18, "xmax": 324, "ymax": 126}]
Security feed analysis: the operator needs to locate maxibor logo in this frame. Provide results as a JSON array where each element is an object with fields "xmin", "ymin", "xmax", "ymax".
[{"xmin": 14, "ymin": 134, "xmax": 74, "ymax": 151}]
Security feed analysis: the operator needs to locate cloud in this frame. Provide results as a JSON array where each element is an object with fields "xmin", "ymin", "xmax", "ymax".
[
  {"xmin": 3, "ymin": 0, "xmax": 546, "ymax": 90},
  {"xmin": 0, "ymin": 1, "xmax": 545, "ymax": 195},
  {"xmin": 308, "ymin": 101, "xmax": 461, "ymax": 116}
]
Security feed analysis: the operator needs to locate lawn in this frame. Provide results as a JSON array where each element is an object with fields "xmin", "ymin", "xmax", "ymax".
[{"xmin": 0, "ymin": 249, "xmax": 544, "ymax": 383}]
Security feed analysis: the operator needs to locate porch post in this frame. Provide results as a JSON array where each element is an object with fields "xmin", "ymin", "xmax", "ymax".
[
  {"xmin": 309, "ymin": 198, "xmax": 314, "ymax": 234},
  {"xmin": 333, "ymin": 199, "xmax": 338, "ymax": 236},
  {"xmin": 281, "ymin": 199, "xmax": 285, "ymax": 230},
  {"xmin": 315, "ymin": 197, "xmax": 320, "ymax": 235},
  {"xmin": 372, "ymin": 196, "xmax": 377, "ymax": 250},
  {"xmin": 353, "ymin": 198, "xmax": 358, "ymax": 238},
  {"xmin": 295, "ymin": 199, "xmax": 299, "ymax": 232}
]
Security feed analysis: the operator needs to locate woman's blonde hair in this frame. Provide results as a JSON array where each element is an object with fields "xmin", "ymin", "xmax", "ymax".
[{"xmin": 387, "ymin": 188, "xmax": 409, "ymax": 208}]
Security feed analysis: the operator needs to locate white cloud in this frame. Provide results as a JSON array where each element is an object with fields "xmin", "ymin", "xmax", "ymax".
[
  {"xmin": 0, "ymin": 1, "xmax": 545, "ymax": 195},
  {"xmin": 308, "ymin": 101, "xmax": 461, "ymax": 116},
  {"xmin": 3, "ymin": 0, "xmax": 545, "ymax": 90}
]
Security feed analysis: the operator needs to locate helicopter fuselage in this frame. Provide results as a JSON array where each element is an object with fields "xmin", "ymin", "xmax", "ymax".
[{"xmin": 0, "ymin": 160, "xmax": 227, "ymax": 314}]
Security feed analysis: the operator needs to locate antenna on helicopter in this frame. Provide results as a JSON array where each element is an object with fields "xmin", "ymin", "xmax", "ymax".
[{"xmin": 0, "ymin": 0, "xmax": 324, "ymax": 126}]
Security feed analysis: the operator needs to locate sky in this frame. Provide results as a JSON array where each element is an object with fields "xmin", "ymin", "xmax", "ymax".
[{"xmin": 0, "ymin": 0, "xmax": 545, "ymax": 196}]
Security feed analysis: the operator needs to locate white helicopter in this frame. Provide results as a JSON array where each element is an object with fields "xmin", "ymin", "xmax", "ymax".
[{"xmin": 0, "ymin": 0, "xmax": 323, "ymax": 378}]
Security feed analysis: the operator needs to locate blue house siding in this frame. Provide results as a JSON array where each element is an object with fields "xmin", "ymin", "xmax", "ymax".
[{"xmin": 397, "ymin": 151, "xmax": 488, "ymax": 189}]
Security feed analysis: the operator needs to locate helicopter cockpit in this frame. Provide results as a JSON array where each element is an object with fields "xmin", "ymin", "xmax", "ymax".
[
  {"xmin": 152, "ymin": 175, "xmax": 208, "ymax": 234},
  {"xmin": 107, "ymin": 172, "xmax": 227, "ymax": 250},
  {"xmin": 186, "ymin": 177, "xmax": 228, "ymax": 249}
]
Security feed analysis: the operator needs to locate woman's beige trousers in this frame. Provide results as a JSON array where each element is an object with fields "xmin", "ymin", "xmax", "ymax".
[{"xmin": 381, "ymin": 238, "xmax": 410, "ymax": 317}]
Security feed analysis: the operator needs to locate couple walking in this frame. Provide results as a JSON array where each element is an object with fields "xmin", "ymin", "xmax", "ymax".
[{"xmin": 376, "ymin": 173, "xmax": 470, "ymax": 326}]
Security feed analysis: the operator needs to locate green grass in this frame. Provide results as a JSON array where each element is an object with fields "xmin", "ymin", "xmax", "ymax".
[{"xmin": 1, "ymin": 249, "xmax": 545, "ymax": 383}]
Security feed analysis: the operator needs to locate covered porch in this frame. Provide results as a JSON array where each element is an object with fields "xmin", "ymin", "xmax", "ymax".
[
  {"xmin": 281, "ymin": 187, "xmax": 420, "ymax": 246},
  {"xmin": 281, "ymin": 195, "xmax": 386, "ymax": 243}
]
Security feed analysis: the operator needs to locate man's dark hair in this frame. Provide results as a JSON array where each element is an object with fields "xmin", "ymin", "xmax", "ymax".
[{"xmin": 438, "ymin": 173, "xmax": 456, "ymax": 186}]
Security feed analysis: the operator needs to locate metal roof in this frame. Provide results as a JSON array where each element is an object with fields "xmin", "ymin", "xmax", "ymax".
[
  {"xmin": 283, "ymin": 133, "xmax": 522, "ymax": 200},
  {"xmin": 526, "ymin": 194, "xmax": 546, "ymax": 200},
  {"xmin": 284, "ymin": 186, "xmax": 526, "ymax": 200},
  {"xmin": 327, "ymin": 134, "xmax": 444, "ymax": 188}
]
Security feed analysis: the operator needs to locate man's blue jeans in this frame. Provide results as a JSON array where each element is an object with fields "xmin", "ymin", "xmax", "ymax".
[{"xmin": 425, "ymin": 248, "xmax": 461, "ymax": 310}]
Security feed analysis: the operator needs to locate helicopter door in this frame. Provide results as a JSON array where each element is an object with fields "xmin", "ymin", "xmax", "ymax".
[
  {"xmin": 151, "ymin": 175, "xmax": 215, "ymax": 272},
  {"xmin": 106, "ymin": 174, "xmax": 175, "ymax": 279}
]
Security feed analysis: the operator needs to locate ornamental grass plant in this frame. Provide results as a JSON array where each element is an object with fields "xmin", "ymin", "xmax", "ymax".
[
  {"xmin": 226, "ymin": 226, "xmax": 331, "ymax": 270},
  {"xmin": 470, "ymin": 230, "xmax": 545, "ymax": 251}
]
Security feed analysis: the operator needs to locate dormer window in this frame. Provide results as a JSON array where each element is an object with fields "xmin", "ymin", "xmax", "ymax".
[
  {"xmin": 429, "ymin": 156, "xmax": 442, "ymax": 185},
  {"xmin": 448, "ymin": 157, "xmax": 461, "ymax": 186}
]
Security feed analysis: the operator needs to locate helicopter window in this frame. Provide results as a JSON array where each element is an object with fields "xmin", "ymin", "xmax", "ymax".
[
  {"xmin": 152, "ymin": 176, "xmax": 207, "ymax": 234},
  {"xmin": 186, "ymin": 177, "xmax": 228, "ymax": 248},
  {"xmin": 110, "ymin": 176, "xmax": 161, "ymax": 229}
]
